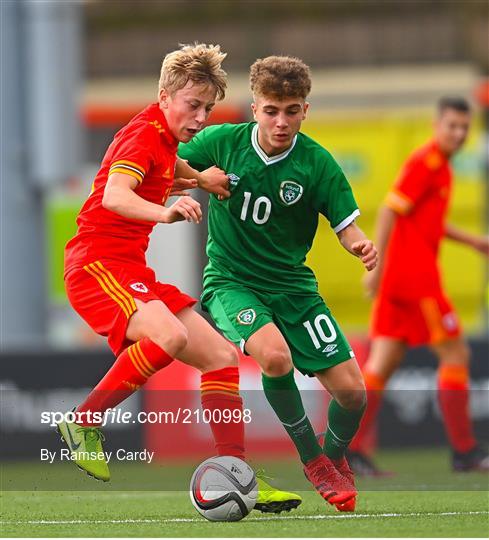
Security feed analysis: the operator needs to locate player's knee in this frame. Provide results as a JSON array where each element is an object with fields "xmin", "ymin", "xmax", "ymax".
[
  {"xmin": 148, "ymin": 323, "xmax": 188, "ymax": 357},
  {"xmin": 440, "ymin": 340, "xmax": 470, "ymax": 366},
  {"xmin": 260, "ymin": 348, "xmax": 293, "ymax": 377},
  {"xmin": 212, "ymin": 341, "xmax": 239, "ymax": 369},
  {"xmin": 458, "ymin": 342, "xmax": 470, "ymax": 365},
  {"xmin": 335, "ymin": 380, "xmax": 366, "ymax": 411}
]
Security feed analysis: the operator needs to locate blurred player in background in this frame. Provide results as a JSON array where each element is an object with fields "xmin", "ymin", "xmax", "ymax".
[
  {"xmin": 179, "ymin": 55, "xmax": 378, "ymax": 511},
  {"xmin": 348, "ymin": 97, "xmax": 489, "ymax": 475},
  {"xmin": 60, "ymin": 43, "xmax": 300, "ymax": 513}
]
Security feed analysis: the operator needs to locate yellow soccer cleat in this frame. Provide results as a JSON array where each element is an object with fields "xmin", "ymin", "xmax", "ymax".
[
  {"xmin": 253, "ymin": 470, "xmax": 302, "ymax": 514},
  {"xmin": 57, "ymin": 418, "xmax": 110, "ymax": 482}
]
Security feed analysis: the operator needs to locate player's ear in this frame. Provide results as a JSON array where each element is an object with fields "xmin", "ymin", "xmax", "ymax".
[
  {"xmin": 159, "ymin": 88, "xmax": 169, "ymax": 109},
  {"xmin": 302, "ymin": 102, "xmax": 309, "ymax": 120},
  {"xmin": 251, "ymin": 102, "xmax": 257, "ymax": 120}
]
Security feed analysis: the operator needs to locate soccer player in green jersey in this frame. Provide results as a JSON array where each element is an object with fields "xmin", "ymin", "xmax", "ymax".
[{"xmin": 179, "ymin": 56, "xmax": 377, "ymax": 511}]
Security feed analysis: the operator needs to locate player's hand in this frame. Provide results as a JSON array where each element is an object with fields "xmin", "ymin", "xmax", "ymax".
[
  {"xmin": 362, "ymin": 268, "xmax": 381, "ymax": 298},
  {"xmin": 198, "ymin": 166, "xmax": 230, "ymax": 198},
  {"xmin": 471, "ymin": 235, "xmax": 489, "ymax": 256},
  {"xmin": 351, "ymin": 239, "xmax": 378, "ymax": 271},
  {"xmin": 170, "ymin": 177, "xmax": 198, "ymax": 196},
  {"xmin": 162, "ymin": 195, "xmax": 202, "ymax": 224}
]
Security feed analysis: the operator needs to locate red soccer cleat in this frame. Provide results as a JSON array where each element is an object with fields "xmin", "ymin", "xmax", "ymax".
[
  {"xmin": 332, "ymin": 456, "xmax": 356, "ymax": 490},
  {"xmin": 332, "ymin": 456, "xmax": 357, "ymax": 511},
  {"xmin": 304, "ymin": 454, "xmax": 357, "ymax": 506},
  {"xmin": 335, "ymin": 497, "xmax": 356, "ymax": 512}
]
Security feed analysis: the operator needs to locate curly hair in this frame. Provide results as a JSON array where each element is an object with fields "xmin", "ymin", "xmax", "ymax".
[
  {"xmin": 159, "ymin": 43, "xmax": 227, "ymax": 100},
  {"xmin": 250, "ymin": 55, "xmax": 311, "ymax": 100}
]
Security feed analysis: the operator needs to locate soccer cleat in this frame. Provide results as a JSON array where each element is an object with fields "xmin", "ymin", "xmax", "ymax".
[
  {"xmin": 253, "ymin": 470, "xmax": 302, "ymax": 513},
  {"xmin": 332, "ymin": 456, "xmax": 355, "ymax": 489},
  {"xmin": 346, "ymin": 450, "xmax": 392, "ymax": 477},
  {"xmin": 335, "ymin": 497, "xmax": 356, "ymax": 512},
  {"xmin": 304, "ymin": 454, "xmax": 356, "ymax": 506},
  {"xmin": 452, "ymin": 446, "xmax": 489, "ymax": 472},
  {"xmin": 331, "ymin": 455, "xmax": 357, "ymax": 511},
  {"xmin": 57, "ymin": 418, "xmax": 110, "ymax": 482}
]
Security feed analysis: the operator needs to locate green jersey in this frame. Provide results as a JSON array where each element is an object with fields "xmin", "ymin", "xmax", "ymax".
[{"xmin": 178, "ymin": 122, "xmax": 359, "ymax": 295}]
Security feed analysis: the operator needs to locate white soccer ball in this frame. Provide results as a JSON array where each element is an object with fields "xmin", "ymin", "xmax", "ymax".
[{"xmin": 189, "ymin": 456, "xmax": 258, "ymax": 522}]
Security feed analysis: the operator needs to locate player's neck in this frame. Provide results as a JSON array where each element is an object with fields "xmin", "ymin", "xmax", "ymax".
[
  {"xmin": 433, "ymin": 138, "xmax": 456, "ymax": 160},
  {"xmin": 257, "ymin": 130, "xmax": 293, "ymax": 157}
]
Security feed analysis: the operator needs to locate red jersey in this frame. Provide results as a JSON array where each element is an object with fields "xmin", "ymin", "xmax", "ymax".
[
  {"xmin": 65, "ymin": 103, "xmax": 177, "ymax": 274},
  {"xmin": 380, "ymin": 140, "xmax": 452, "ymax": 299}
]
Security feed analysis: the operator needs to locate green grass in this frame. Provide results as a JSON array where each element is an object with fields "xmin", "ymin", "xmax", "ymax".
[{"xmin": 1, "ymin": 448, "xmax": 488, "ymax": 537}]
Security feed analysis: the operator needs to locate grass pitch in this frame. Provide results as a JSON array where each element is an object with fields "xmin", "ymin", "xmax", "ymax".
[{"xmin": 1, "ymin": 448, "xmax": 488, "ymax": 537}]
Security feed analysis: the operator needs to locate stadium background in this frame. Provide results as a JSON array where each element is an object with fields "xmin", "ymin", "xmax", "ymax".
[{"xmin": 1, "ymin": 0, "xmax": 488, "ymax": 484}]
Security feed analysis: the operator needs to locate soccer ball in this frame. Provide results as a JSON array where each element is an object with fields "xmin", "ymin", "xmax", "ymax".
[{"xmin": 189, "ymin": 456, "xmax": 258, "ymax": 522}]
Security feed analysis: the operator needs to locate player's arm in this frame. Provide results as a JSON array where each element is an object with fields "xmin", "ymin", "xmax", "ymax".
[
  {"xmin": 336, "ymin": 221, "xmax": 377, "ymax": 271},
  {"xmin": 102, "ymin": 172, "xmax": 202, "ymax": 224},
  {"xmin": 361, "ymin": 205, "xmax": 397, "ymax": 297},
  {"xmin": 445, "ymin": 223, "xmax": 489, "ymax": 256},
  {"xmin": 175, "ymin": 158, "xmax": 230, "ymax": 198}
]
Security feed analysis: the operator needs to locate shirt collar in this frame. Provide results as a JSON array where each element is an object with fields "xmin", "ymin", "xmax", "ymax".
[
  {"xmin": 430, "ymin": 139, "xmax": 449, "ymax": 163},
  {"xmin": 251, "ymin": 123, "xmax": 297, "ymax": 166},
  {"xmin": 150, "ymin": 103, "xmax": 179, "ymax": 151}
]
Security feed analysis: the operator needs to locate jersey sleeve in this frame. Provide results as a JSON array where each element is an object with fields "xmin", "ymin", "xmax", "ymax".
[
  {"xmin": 385, "ymin": 152, "xmax": 437, "ymax": 215},
  {"xmin": 315, "ymin": 156, "xmax": 360, "ymax": 233},
  {"xmin": 108, "ymin": 123, "xmax": 160, "ymax": 184},
  {"xmin": 178, "ymin": 127, "xmax": 216, "ymax": 170}
]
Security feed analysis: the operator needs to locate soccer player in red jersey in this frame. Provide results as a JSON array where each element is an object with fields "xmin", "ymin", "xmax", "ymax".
[
  {"xmin": 348, "ymin": 97, "xmax": 489, "ymax": 474},
  {"xmin": 60, "ymin": 43, "xmax": 242, "ymax": 482},
  {"xmin": 59, "ymin": 43, "xmax": 302, "ymax": 513}
]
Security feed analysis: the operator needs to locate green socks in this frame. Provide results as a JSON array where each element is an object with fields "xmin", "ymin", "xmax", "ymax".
[
  {"xmin": 262, "ymin": 369, "xmax": 322, "ymax": 464},
  {"xmin": 323, "ymin": 399, "xmax": 366, "ymax": 459}
]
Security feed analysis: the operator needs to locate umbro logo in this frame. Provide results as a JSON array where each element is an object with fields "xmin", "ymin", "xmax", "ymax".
[
  {"xmin": 231, "ymin": 464, "xmax": 242, "ymax": 474},
  {"xmin": 322, "ymin": 344, "xmax": 338, "ymax": 357}
]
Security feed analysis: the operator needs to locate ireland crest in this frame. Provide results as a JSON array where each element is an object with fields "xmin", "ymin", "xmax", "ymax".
[
  {"xmin": 236, "ymin": 308, "xmax": 256, "ymax": 325},
  {"xmin": 279, "ymin": 181, "xmax": 303, "ymax": 205}
]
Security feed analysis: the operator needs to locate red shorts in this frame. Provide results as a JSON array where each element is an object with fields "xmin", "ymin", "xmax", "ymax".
[
  {"xmin": 370, "ymin": 290, "xmax": 461, "ymax": 346},
  {"xmin": 65, "ymin": 259, "xmax": 196, "ymax": 356}
]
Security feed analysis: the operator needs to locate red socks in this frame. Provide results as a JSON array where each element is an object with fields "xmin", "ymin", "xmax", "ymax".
[
  {"xmin": 201, "ymin": 366, "xmax": 245, "ymax": 460},
  {"xmin": 349, "ymin": 371, "xmax": 386, "ymax": 453},
  {"xmin": 437, "ymin": 364, "xmax": 476, "ymax": 453},
  {"xmin": 76, "ymin": 338, "xmax": 173, "ymax": 425}
]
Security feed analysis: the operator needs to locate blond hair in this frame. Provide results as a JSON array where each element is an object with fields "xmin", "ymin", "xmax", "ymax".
[
  {"xmin": 159, "ymin": 43, "xmax": 227, "ymax": 100},
  {"xmin": 250, "ymin": 56, "xmax": 311, "ymax": 100}
]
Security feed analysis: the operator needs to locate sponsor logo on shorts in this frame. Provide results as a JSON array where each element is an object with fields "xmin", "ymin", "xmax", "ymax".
[
  {"xmin": 279, "ymin": 180, "xmax": 303, "ymax": 206},
  {"xmin": 322, "ymin": 343, "xmax": 338, "ymax": 357},
  {"xmin": 236, "ymin": 308, "xmax": 256, "ymax": 325},
  {"xmin": 130, "ymin": 282, "xmax": 148, "ymax": 293}
]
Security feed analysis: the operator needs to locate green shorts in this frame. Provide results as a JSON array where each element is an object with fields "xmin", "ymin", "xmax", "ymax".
[{"xmin": 202, "ymin": 283, "xmax": 353, "ymax": 376}]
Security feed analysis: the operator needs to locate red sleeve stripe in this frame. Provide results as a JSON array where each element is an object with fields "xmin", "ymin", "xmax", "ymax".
[
  {"xmin": 109, "ymin": 160, "xmax": 145, "ymax": 183},
  {"xmin": 385, "ymin": 190, "xmax": 413, "ymax": 215}
]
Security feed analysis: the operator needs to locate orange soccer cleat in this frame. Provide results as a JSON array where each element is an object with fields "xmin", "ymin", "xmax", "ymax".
[{"xmin": 304, "ymin": 454, "xmax": 357, "ymax": 506}]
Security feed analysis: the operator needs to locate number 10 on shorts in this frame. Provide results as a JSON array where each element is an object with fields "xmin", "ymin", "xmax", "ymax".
[{"xmin": 303, "ymin": 314, "xmax": 337, "ymax": 349}]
